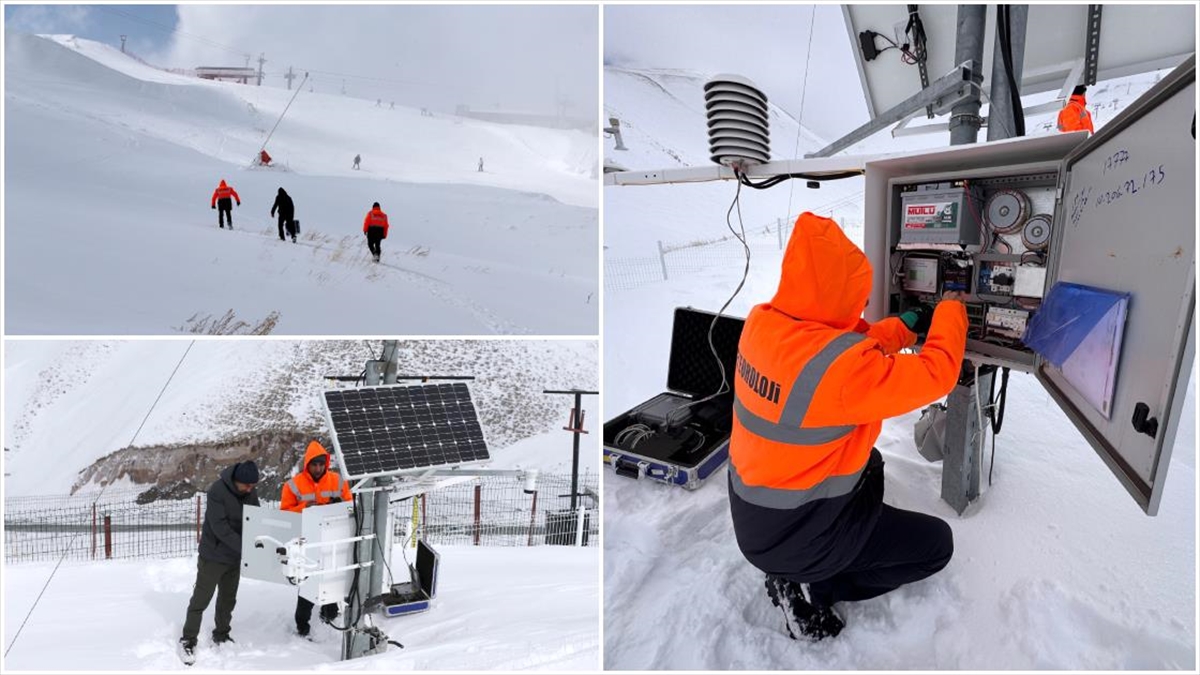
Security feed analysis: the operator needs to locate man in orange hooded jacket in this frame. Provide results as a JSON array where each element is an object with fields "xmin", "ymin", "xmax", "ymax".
[
  {"xmin": 1057, "ymin": 85, "xmax": 1095, "ymax": 134},
  {"xmin": 728, "ymin": 212, "xmax": 967, "ymax": 641},
  {"xmin": 363, "ymin": 202, "xmax": 389, "ymax": 262},
  {"xmin": 281, "ymin": 440, "xmax": 353, "ymax": 637},
  {"xmin": 210, "ymin": 179, "xmax": 241, "ymax": 229}
]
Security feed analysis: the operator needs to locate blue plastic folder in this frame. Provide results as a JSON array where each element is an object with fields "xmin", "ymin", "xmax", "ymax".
[{"xmin": 1023, "ymin": 281, "xmax": 1130, "ymax": 418}]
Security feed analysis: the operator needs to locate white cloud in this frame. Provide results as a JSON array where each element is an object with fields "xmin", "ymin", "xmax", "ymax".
[{"xmin": 6, "ymin": 4, "xmax": 92, "ymax": 35}]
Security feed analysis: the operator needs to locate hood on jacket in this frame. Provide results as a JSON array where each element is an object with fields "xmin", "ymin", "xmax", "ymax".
[
  {"xmin": 219, "ymin": 180, "xmax": 227, "ymax": 187},
  {"xmin": 768, "ymin": 212, "xmax": 872, "ymax": 330},
  {"xmin": 278, "ymin": 187, "xmax": 287, "ymax": 196},
  {"xmin": 303, "ymin": 440, "xmax": 331, "ymax": 468},
  {"xmin": 1068, "ymin": 94, "xmax": 1087, "ymax": 106}
]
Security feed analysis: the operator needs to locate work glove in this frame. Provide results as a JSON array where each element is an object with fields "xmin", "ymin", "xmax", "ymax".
[
  {"xmin": 329, "ymin": 497, "xmax": 343, "ymax": 504},
  {"xmin": 899, "ymin": 304, "xmax": 934, "ymax": 334},
  {"xmin": 211, "ymin": 205, "xmax": 216, "ymax": 210},
  {"xmin": 236, "ymin": 201, "xmax": 241, "ymax": 207}
]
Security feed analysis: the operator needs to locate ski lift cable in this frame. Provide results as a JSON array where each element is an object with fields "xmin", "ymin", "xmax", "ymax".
[
  {"xmin": 97, "ymin": 6, "xmax": 248, "ymax": 60},
  {"xmin": 3, "ymin": 340, "xmax": 196, "ymax": 658},
  {"xmin": 785, "ymin": 4, "xmax": 819, "ymax": 223}
]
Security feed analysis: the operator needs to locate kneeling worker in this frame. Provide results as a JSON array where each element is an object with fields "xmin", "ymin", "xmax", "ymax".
[
  {"xmin": 728, "ymin": 212, "xmax": 967, "ymax": 641},
  {"xmin": 281, "ymin": 440, "xmax": 354, "ymax": 636}
]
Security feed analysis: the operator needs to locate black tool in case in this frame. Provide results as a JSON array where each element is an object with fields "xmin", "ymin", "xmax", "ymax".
[{"xmin": 603, "ymin": 307, "xmax": 744, "ymax": 489}]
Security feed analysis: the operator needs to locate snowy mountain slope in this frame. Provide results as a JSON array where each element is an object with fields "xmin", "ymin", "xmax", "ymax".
[
  {"xmin": 4, "ymin": 33, "xmax": 598, "ymax": 335},
  {"xmin": 603, "ymin": 63, "xmax": 1196, "ymax": 669},
  {"xmin": 2, "ymin": 340, "xmax": 599, "ymax": 498},
  {"xmin": 2, "ymin": 545, "xmax": 599, "ymax": 671}
]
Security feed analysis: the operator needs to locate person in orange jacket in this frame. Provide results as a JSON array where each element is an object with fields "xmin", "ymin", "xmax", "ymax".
[
  {"xmin": 1057, "ymin": 85, "xmax": 1095, "ymax": 134},
  {"xmin": 728, "ymin": 212, "xmax": 967, "ymax": 641},
  {"xmin": 281, "ymin": 440, "xmax": 353, "ymax": 636},
  {"xmin": 210, "ymin": 179, "xmax": 241, "ymax": 229},
  {"xmin": 362, "ymin": 202, "xmax": 389, "ymax": 263}
]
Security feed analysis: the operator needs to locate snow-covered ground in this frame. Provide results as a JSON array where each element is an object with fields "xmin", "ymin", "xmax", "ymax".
[
  {"xmin": 2, "ymin": 339, "xmax": 599, "ymax": 497},
  {"xmin": 4, "ymin": 32, "xmax": 599, "ymax": 335},
  {"xmin": 602, "ymin": 63, "xmax": 1197, "ymax": 669},
  {"xmin": 2, "ymin": 545, "xmax": 599, "ymax": 671}
]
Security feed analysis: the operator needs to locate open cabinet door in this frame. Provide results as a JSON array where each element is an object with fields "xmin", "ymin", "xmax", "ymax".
[{"xmin": 1040, "ymin": 56, "xmax": 1196, "ymax": 515}]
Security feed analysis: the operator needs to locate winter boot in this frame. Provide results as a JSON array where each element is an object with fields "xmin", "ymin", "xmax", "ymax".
[
  {"xmin": 212, "ymin": 634, "xmax": 235, "ymax": 646},
  {"xmin": 178, "ymin": 638, "xmax": 197, "ymax": 666},
  {"xmin": 764, "ymin": 574, "xmax": 844, "ymax": 641}
]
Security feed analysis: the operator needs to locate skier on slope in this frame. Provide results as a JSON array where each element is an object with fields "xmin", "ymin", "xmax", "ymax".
[
  {"xmin": 210, "ymin": 179, "xmax": 241, "ymax": 230},
  {"xmin": 362, "ymin": 202, "xmax": 389, "ymax": 263},
  {"xmin": 271, "ymin": 187, "xmax": 296, "ymax": 242}
]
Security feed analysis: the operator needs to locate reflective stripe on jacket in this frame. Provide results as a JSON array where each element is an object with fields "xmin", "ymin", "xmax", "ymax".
[
  {"xmin": 280, "ymin": 440, "xmax": 353, "ymax": 512},
  {"xmin": 728, "ymin": 212, "xmax": 966, "ymax": 579},
  {"xmin": 1057, "ymin": 95, "xmax": 1094, "ymax": 134}
]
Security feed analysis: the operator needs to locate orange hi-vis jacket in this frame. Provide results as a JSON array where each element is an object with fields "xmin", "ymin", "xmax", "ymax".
[
  {"xmin": 728, "ymin": 213, "xmax": 966, "ymax": 577},
  {"xmin": 363, "ymin": 207, "xmax": 389, "ymax": 237},
  {"xmin": 1057, "ymin": 94, "xmax": 1094, "ymax": 134},
  {"xmin": 281, "ymin": 440, "xmax": 353, "ymax": 512},
  {"xmin": 211, "ymin": 180, "xmax": 241, "ymax": 207}
]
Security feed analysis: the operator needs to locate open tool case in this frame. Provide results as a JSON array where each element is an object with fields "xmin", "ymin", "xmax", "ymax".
[{"xmin": 603, "ymin": 307, "xmax": 745, "ymax": 489}]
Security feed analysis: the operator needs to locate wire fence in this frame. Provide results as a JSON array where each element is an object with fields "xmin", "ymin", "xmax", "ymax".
[
  {"xmin": 604, "ymin": 187, "xmax": 868, "ymax": 293},
  {"xmin": 604, "ymin": 214, "xmax": 802, "ymax": 292},
  {"xmin": 3, "ymin": 472, "xmax": 599, "ymax": 564}
]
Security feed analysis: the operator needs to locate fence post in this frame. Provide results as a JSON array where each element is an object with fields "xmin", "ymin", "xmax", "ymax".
[
  {"xmin": 574, "ymin": 506, "xmax": 586, "ymax": 547},
  {"xmin": 526, "ymin": 491, "xmax": 539, "ymax": 547},
  {"xmin": 91, "ymin": 503, "xmax": 97, "ymax": 560},
  {"xmin": 777, "ymin": 217, "xmax": 784, "ymax": 250},
  {"xmin": 103, "ymin": 514, "xmax": 113, "ymax": 560},
  {"xmin": 473, "ymin": 482, "xmax": 482, "ymax": 546},
  {"xmin": 656, "ymin": 240, "xmax": 669, "ymax": 281},
  {"xmin": 195, "ymin": 494, "xmax": 201, "ymax": 544}
]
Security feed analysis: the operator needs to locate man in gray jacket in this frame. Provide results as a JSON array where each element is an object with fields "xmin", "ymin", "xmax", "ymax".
[{"xmin": 178, "ymin": 461, "xmax": 260, "ymax": 663}]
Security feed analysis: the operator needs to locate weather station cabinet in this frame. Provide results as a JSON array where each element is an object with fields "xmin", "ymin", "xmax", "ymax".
[
  {"xmin": 603, "ymin": 307, "xmax": 745, "ymax": 489},
  {"xmin": 241, "ymin": 501, "xmax": 361, "ymax": 606},
  {"xmin": 863, "ymin": 56, "xmax": 1195, "ymax": 515}
]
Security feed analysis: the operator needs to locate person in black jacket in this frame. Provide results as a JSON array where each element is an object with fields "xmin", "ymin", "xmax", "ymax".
[
  {"xmin": 179, "ymin": 461, "xmax": 260, "ymax": 661},
  {"xmin": 270, "ymin": 188, "xmax": 296, "ymax": 242}
]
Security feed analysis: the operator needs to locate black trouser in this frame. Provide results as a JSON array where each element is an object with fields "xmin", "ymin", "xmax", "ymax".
[
  {"xmin": 217, "ymin": 198, "xmax": 233, "ymax": 228},
  {"xmin": 181, "ymin": 556, "xmax": 240, "ymax": 642},
  {"xmin": 805, "ymin": 503, "xmax": 953, "ymax": 607},
  {"xmin": 366, "ymin": 226, "xmax": 385, "ymax": 257},
  {"xmin": 277, "ymin": 214, "xmax": 294, "ymax": 240},
  {"xmin": 295, "ymin": 595, "xmax": 339, "ymax": 632}
]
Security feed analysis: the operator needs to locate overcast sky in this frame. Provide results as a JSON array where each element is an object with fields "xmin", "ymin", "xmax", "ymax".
[
  {"xmin": 4, "ymin": 4, "xmax": 598, "ymax": 117},
  {"xmin": 604, "ymin": 4, "xmax": 870, "ymax": 143}
]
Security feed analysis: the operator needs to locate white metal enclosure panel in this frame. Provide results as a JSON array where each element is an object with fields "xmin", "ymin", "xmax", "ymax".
[
  {"xmin": 241, "ymin": 505, "xmax": 303, "ymax": 583},
  {"xmin": 1043, "ymin": 56, "xmax": 1196, "ymax": 515}
]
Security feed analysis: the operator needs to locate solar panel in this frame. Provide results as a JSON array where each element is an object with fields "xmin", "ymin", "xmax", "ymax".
[{"xmin": 322, "ymin": 383, "xmax": 490, "ymax": 480}]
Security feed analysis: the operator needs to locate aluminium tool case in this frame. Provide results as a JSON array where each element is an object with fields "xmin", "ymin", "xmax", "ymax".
[{"xmin": 603, "ymin": 307, "xmax": 744, "ymax": 489}]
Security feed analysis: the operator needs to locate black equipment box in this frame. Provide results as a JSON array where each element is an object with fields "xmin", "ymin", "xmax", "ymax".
[{"xmin": 603, "ymin": 307, "xmax": 745, "ymax": 489}]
